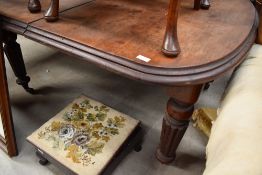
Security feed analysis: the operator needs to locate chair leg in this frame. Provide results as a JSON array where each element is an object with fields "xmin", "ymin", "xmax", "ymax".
[
  {"xmin": 44, "ymin": 0, "xmax": 60, "ymax": 22},
  {"xmin": 200, "ymin": 0, "xmax": 210, "ymax": 10},
  {"xmin": 28, "ymin": 0, "xmax": 41, "ymax": 13},
  {"xmin": 3, "ymin": 31, "xmax": 34, "ymax": 93},
  {"xmin": 161, "ymin": 0, "xmax": 182, "ymax": 57},
  {"xmin": 194, "ymin": 0, "xmax": 201, "ymax": 10}
]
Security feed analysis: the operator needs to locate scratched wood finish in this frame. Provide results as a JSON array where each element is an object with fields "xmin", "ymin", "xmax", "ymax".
[{"xmin": 28, "ymin": 0, "xmax": 255, "ymax": 69}]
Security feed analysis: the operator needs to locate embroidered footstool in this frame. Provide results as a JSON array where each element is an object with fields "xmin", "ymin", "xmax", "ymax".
[{"xmin": 27, "ymin": 95, "xmax": 142, "ymax": 175}]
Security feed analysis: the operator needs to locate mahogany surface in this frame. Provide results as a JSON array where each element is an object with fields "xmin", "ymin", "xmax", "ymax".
[
  {"xmin": 23, "ymin": 0, "xmax": 257, "ymax": 85},
  {"xmin": 28, "ymin": 0, "xmax": 255, "ymax": 68}
]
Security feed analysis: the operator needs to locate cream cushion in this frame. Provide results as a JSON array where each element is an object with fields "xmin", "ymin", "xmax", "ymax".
[{"xmin": 204, "ymin": 44, "xmax": 262, "ymax": 175}]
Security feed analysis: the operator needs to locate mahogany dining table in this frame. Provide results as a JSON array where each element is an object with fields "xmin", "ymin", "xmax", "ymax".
[{"xmin": 0, "ymin": 0, "xmax": 258, "ymax": 164}]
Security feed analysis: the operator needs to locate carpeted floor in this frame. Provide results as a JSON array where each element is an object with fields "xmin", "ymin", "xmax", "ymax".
[{"xmin": 0, "ymin": 36, "xmax": 231, "ymax": 175}]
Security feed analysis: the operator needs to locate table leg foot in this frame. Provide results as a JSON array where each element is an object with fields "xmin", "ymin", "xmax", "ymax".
[
  {"xmin": 45, "ymin": 0, "xmax": 59, "ymax": 22},
  {"xmin": 162, "ymin": 0, "xmax": 181, "ymax": 57},
  {"xmin": 28, "ymin": 0, "xmax": 41, "ymax": 13},
  {"xmin": 200, "ymin": 0, "xmax": 210, "ymax": 10},
  {"xmin": 134, "ymin": 144, "xmax": 142, "ymax": 152},
  {"xmin": 3, "ymin": 31, "xmax": 34, "ymax": 93},
  {"xmin": 156, "ymin": 113, "xmax": 189, "ymax": 164},
  {"xmin": 156, "ymin": 85, "xmax": 203, "ymax": 164}
]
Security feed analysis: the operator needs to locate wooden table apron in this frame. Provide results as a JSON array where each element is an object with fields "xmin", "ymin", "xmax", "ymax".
[{"xmin": 0, "ymin": 0, "xmax": 258, "ymax": 163}]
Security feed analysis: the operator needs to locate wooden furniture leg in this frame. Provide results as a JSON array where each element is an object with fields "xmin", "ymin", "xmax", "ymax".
[
  {"xmin": 200, "ymin": 0, "xmax": 210, "ymax": 10},
  {"xmin": 28, "ymin": 0, "xmax": 41, "ymax": 13},
  {"xmin": 162, "ymin": 0, "xmax": 206, "ymax": 57},
  {"xmin": 3, "ymin": 31, "xmax": 34, "ymax": 93},
  {"xmin": 156, "ymin": 85, "xmax": 203, "ymax": 163},
  {"xmin": 194, "ymin": 0, "xmax": 201, "ymax": 10},
  {"xmin": 45, "ymin": 0, "xmax": 59, "ymax": 22},
  {"xmin": 161, "ymin": 0, "xmax": 181, "ymax": 57}
]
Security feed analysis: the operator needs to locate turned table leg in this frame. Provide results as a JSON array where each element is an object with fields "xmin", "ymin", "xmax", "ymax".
[
  {"xmin": 45, "ymin": 0, "xmax": 59, "ymax": 22},
  {"xmin": 162, "ymin": 0, "xmax": 181, "ymax": 57},
  {"xmin": 3, "ymin": 31, "xmax": 34, "ymax": 93},
  {"xmin": 156, "ymin": 85, "xmax": 203, "ymax": 163},
  {"xmin": 28, "ymin": 0, "xmax": 41, "ymax": 13}
]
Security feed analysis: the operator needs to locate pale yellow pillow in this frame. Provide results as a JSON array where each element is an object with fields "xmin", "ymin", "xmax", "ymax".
[{"xmin": 204, "ymin": 44, "xmax": 262, "ymax": 175}]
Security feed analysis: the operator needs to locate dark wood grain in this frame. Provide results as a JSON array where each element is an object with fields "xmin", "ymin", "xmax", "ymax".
[
  {"xmin": 0, "ymin": 29, "xmax": 18, "ymax": 157},
  {"xmin": 194, "ymin": 0, "xmax": 201, "ymax": 10}
]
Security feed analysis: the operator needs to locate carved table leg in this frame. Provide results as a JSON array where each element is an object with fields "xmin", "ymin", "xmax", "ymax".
[
  {"xmin": 28, "ymin": 0, "xmax": 41, "ymax": 13},
  {"xmin": 3, "ymin": 31, "xmax": 34, "ymax": 93},
  {"xmin": 45, "ymin": 0, "xmax": 59, "ymax": 22},
  {"xmin": 161, "ymin": 0, "xmax": 181, "ymax": 57},
  {"xmin": 156, "ymin": 85, "xmax": 203, "ymax": 163},
  {"xmin": 200, "ymin": 0, "xmax": 210, "ymax": 10}
]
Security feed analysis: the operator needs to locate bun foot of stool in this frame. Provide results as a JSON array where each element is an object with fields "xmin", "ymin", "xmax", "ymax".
[
  {"xmin": 36, "ymin": 150, "xmax": 49, "ymax": 166},
  {"xmin": 39, "ymin": 158, "xmax": 49, "ymax": 166},
  {"xmin": 134, "ymin": 144, "xmax": 142, "ymax": 152}
]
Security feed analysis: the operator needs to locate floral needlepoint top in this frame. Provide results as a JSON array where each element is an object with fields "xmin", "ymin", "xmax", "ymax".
[{"xmin": 37, "ymin": 99, "xmax": 126, "ymax": 166}]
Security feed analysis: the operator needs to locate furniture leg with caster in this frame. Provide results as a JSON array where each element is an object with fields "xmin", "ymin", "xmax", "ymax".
[{"xmin": 3, "ymin": 31, "xmax": 34, "ymax": 93}]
